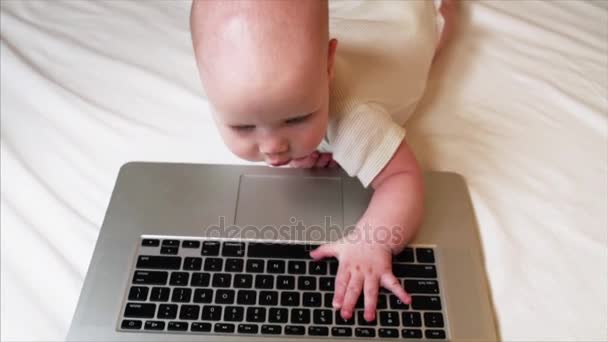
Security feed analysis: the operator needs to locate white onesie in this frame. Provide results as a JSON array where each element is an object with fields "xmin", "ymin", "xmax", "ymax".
[{"xmin": 319, "ymin": 0, "xmax": 444, "ymax": 187}]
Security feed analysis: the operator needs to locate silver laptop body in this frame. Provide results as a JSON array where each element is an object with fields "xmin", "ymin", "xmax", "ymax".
[{"xmin": 67, "ymin": 162, "xmax": 498, "ymax": 341}]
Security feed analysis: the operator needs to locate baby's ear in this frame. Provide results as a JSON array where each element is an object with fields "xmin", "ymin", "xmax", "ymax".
[{"xmin": 327, "ymin": 38, "xmax": 338, "ymax": 80}]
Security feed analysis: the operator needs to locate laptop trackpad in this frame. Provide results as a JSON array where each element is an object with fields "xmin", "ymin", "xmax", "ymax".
[{"xmin": 235, "ymin": 174, "xmax": 344, "ymax": 240}]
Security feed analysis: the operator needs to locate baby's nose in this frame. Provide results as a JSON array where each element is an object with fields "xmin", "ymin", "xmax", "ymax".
[{"xmin": 260, "ymin": 138, "xmax": 289, "ymax": 156}]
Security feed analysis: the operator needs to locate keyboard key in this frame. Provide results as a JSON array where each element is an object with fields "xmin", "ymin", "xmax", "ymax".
[
  {"xmin": 248, "ymin": 242, "xmax": 317, "ymax": 259},
  {"xmin": 225, "ymin": 258, "xmax": 244, "ymax": 272},
  {"xmin": 124, "ymin": 303, "xmax": 155, "ymax": 318},
  {"xmin": 160, "ymin": 247, "xmax": 178, "ymax": 255},
  {"xmin": 378, "ymin": 295, "xmax": 388, "ymax": 309},
  {"xmin": 179, "ymin": 305, "xmax": 200, "ymax": 320},
  {"xmin": 335, "ymin": 310, "xmax": 355, "ymax": 325},
  {"xmin": 290, "ymin": 308, "xmax": 310, "ymax": 324},
  {"xmin": 380, "ymin": 311, "xmax": 400, "ymax": 326},
  {"xmin": 259, "ymin": 291, "xmax": 278, "ymax": 305},
  {"xmin": 141, "ymin": 239, "xmax": 160, "ymax": 247},
  {"xmin": 169, "ymin": 272, "xmax": 189, "ymax": 286},
  {"xmin": 298, "ymin": 276, "xmax": 316, "ymax": 290},
  {"xmin": 191, "ymin": 322, "xmax": 211, "ymax": 332},
  {"xmin": 237, "ymin": 290, "xmax": 257, "ymax": 305},
  {"xmin": 261, "ymin": 324, "xmax": 282, "ymax": 334},
  {"xmin": 222, "ymin": 242, "xmax": 245, "ymax": 257},
  {"xmin": 201, "ymin": 241, "xmax": 220, "ymax": 256},
  {"xmin": 392, "ymin": 264, "xmax": 437, "ymax": 278},
  {"xmin": 281, "ymin": 291, "xmax": 300, "ymax": 306},
  {"xmin": 309, "ymin": 326, "xmax": 329, "ymax": 336},
  {"xmin": 201, "ymin": 305, "xmax": 222, "ymax": 321},
  {"xmin": 357, "ymin": 311, "xmax": 377, "ymax": 326},
  {"xmin": 212, "ymin": 273, "xmax": 232, "ymax": 288},
  {"xmin": 223, "ymin": 306, "xmax": 244, "ymax": 321},
  {"xmin": 204, "ymin": 258, "xmax": 223, "ymax": 272},
  {"xmin": 133, "ymin": 271, "xmax": 169, "ymax": 285},
  {"xmin": 136, "ymin": 256, "xmax": 181, "ymax": 270},
  {"xmin": 404, "ymin": 280, "xmax": 440, "ymax": 294},
  {"xmin": 254, "ymin": 275, "xmax": 274, "ymax": 289},
  {"xmin": 183, "ymin": 257, "xmax": 202, "ymax": 271},
  {"xmin": 167, "ymin": 321, "xmax": 188, "ymax": 331},
  {"xmin": 331, "ymin": 327, "xmax": 352, "ymax": 337},
  {"xmin": 191, "ymin": 273, "xmax": 210, "ymax": 287},
  {"xmin": 285, "ymin": 325, "xmax": 305, "ymax": 335},
  {"xmin": 157, "ymin": 304, "xmax": 178, "ymax": 319},
  {"xmin": 182, "ymin": 240, "xmax": 200, "ymax": 248},
  {"xmin": 267, "ymin": 260, "xmax": 285, "ymax": 273},
  {"xmin": 303, "ymin": 292, "xmax": 322, "ymax": 307},
  {"xmin": 171, "ymin": 288, "xmax": 192, "ymax": 303},
  {"xmin": 411, "ymin": 296, "xmax": 442, "ymax": 311},
  {"xmin": 416, "ymin": 248, "xmax": 435, "ymax": 263},
  {"xmin": 424, "ymin": 312, "xmax": 445, "ymax": 327},
  {"xmin": 324, "ymin": 293, "xmax": 334, "ymax": 308},
  {"xmin": 319, "ymin": 277, "xmax": 334, "ymax": 291},
  {"xmin": 144, "ymin": 320, "xmax": 164, "ymax": 330},
  {"xmin": 288, "ymin": 260, "xmax": 306, "ymax": 274},
  {"xmin": 245, "ymin": 307, "xmax": 266, "ymax": 322},
  {"xmin": 402, "ymin": 311, "xmax": 422, "ymax": 327},
  {"xmin": 246, "ymin": 259, "xmax": 264, "ymax": 273},
  {"xmin": 425, "ymin": 329, "xmax": 447, "ymax": 339},
  {"xmin": 269, "ymin": 308, "xmax": 288, "ymax": 323},
  {"xmin": 379, "ymin": 328, "xmax": 399, "ymax": 338},
  {"xmin": 389, "ymin": 295, "xmax": 410, "ymax": 309},
  {"xmin": 121, "ymin": 319, "xmax": 142, "ymax": 329},
  {"xmin": 128, "ymin": 286, "xmax": 149, "ymax": 301},
  {"xmin": 215, "ymin": 289, "xmax": 235, "ymax": 304},
  {"xmin": 193, "ymin": 289, "xmax": 213, "ymax": 303},
  {"xmin": 309, "ymin": 261, "xmax": 327, "ymax": 275},
  {"xmin": 214, "ymin": 323, "xmax": 235, "ymax": 333},
  {"xmin": 277, "ymin": 275, "xmax": 295, "ymax": 289},
  {"xmin": 313, "ymin": 309, "xmax": 333, "ymax": 325},
  {"xmin": 355, "ymin": 327, "xmax": 376, "ymax": 337},
  {"xmin": 162, "ymin": 239, "xmax": 179, "ymax": 247},
  {"xmin": 402, "ymin": 329, "xmax": 423, "ymax": 338},
  {"xmin": 329, "ymin": 259, "xmax": 338, "ymax": 275},
  {"xmin": 237, "ymin": 324, "xmax": 258, "ymax": 334},
  {"xmin": 394, "ymin": 247, "xmax": 414, "ymax": 262},
  {"xmin": 234, "ymin": 274, "xmax": 253, "ymax": 288}
]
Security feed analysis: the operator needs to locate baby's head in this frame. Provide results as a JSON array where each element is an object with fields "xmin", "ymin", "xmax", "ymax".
[{"xmin": 191, "ymin": 0, "xmax": 337, "ymax": 166}]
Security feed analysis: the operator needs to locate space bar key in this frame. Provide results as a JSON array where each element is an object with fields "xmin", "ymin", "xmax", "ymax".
[{"xmin": 247, "ymin": 243, "xmax": 318, "ymax": 259}]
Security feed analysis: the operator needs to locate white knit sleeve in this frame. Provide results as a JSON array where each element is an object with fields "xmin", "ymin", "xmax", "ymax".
[{"xmin": 327, "ymin": 103, "xmax": 406, "ymax": 187}]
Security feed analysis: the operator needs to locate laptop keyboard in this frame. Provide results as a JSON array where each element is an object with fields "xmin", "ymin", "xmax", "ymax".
[{"xmin": 119, "ymin": 237, "xmax": 449, "ymax": 339}]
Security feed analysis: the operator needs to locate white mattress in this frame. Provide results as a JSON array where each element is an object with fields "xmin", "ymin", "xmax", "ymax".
[{"xmin": 1, "ymin": 1, "xmax": 606, "ymax": 340}]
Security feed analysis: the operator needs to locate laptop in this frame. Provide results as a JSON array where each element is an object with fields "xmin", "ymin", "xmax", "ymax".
[{"xmin": 67, "ymin": 162, "xmax": 498, "ymax": 341}]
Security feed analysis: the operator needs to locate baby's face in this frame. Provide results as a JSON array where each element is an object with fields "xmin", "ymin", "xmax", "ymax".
[
  {"xmin": 212, "ymin": 71, "xmax": 330, "ymax": 166},
  {"xmin": 191, "ymin": 1, "xmax": 335, "ymax": 166}
]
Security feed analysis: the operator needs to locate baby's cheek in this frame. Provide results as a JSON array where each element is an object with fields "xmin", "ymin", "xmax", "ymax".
[{"xmin": 223, "ymin": 133, "xmax": 259, "ymax": 161}]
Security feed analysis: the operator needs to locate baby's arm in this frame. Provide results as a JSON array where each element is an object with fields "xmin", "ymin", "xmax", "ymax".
[{"xmin": 310, "ymin": 139, "xmax": 424, "ymax": 321}]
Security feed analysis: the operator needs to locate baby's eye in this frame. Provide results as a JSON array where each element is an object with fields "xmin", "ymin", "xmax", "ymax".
[
  {"xmin": 230, "ymin": 125, "xmax": 255, "ymax": 132},
  {"xmin": 285, "ymin": 113, "xmax": 312, "ymax": 125}
]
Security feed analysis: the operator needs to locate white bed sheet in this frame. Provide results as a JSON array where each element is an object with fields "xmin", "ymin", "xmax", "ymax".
[{"xmin": 1, "ymin": 1, "xmax": 606, "ymax": 341}]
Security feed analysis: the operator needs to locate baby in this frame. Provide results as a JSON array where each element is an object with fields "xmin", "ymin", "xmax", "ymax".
[{"xmin": 190, "ymin": 0, "xmax": 453, "ymax": 322}]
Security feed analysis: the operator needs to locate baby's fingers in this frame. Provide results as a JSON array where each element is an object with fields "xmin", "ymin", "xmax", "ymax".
[
  {"xmin": 332, "ymin": 268, "xmax": 350, "ymax": 309},
  {"xmin": 363, "ymin": 276, "xmax": 379, "ymax": 322},
  {"xmin": 309, "ymin": 243, "xmax": 337, "ymax": 261},
  {"xmin": 380, "ymin": 273, "xmax": 411, "ymax": 305},
  {"xmin": 341, "ymin": 273, "xmax": 363, "ymax": 320},
  {"xmin": 315, "ymin": 153, "xmax": 333, "ymax": 168}
]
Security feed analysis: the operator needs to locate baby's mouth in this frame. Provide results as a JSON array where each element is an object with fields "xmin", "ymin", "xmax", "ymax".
[{"xmin": 267, "ymin": 158, "xmax": 291, "ymax": 167}]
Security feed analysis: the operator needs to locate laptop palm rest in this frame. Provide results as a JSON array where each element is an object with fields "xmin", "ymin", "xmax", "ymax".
[{"xmin": 234, "ymin": 174, "xmax": 344, "ymax": 241}]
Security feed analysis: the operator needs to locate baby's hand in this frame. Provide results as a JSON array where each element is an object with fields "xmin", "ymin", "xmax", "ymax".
[
  {"xmin": 289, "ymin": 151, "xmax": 338, "ymax": 168},
  {"xmin": 310, "ymin": 237, "xmax": 411, "ymax": 322}
]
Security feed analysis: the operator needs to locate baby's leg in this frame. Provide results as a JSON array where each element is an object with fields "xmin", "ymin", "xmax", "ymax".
[{"xmin": 434, "ymin": 0, "xmax": 457, "ymax": 59}]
